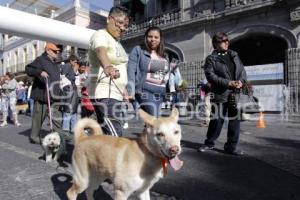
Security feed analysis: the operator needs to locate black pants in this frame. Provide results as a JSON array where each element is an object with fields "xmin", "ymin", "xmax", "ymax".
[
  {"xmin": 30, "ymin": 100, "xmax": 68, "ymax": 153},
  {"xmin": 93, "ymin": 98, "xmax": 123, "ymax": 136},
  {"xmin": 81, "ymin": 106, "xmax": 94, "ymax": 118},
  {"xmin": 204, "ymin": 103, "xmax": 241, "ymax": 151}
]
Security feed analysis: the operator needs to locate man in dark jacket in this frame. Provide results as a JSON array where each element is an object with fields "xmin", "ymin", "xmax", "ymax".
[
  {"xmin": 25, "ymin": 42, "xmax": 70, "ymax": 145},
  {"xmin": 198, "ymin": 32, "xmax": 247, "ymax": 155}
]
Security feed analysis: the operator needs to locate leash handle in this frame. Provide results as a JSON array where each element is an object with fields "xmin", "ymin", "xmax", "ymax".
[
  {"xmin": 97, "ymin": 70, "xmax": 125, "ymax": 98},
  {"xmin": 45, "ymin": 77, "xmax": 53, "ymax": 131}
]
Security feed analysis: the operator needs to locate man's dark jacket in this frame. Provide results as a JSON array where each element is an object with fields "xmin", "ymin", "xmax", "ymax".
[
  {"xmin": 203, "ymin": 49, "xmax": 247, "ymax": 103},
  {"xmin": 25, "ymin": 53, "xmax": 61, "ymax": 103}
]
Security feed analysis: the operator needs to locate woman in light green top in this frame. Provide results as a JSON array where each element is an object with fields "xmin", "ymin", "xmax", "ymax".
[{"xmin": 87, "ymin": 6, "xmax": 129, "ymax": 136}]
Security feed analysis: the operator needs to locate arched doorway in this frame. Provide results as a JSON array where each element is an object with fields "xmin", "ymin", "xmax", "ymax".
[
  {"xmin": 230, "ymin": 33, "xmax": 288, "ymax": 66},
  {"xmin": 165, "ymin": 49, "xmax": 179, "ymax": 61},
  {"xmin": 230, "ymin": 33, "xmax": 289, "ymax": 113},
  {"xmin": 165, "ymin": 43, "xmax": 184, "ymax": 62}
]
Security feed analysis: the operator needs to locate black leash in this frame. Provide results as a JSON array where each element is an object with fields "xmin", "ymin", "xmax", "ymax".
[{"xmin": 97, "ymin": 70, "xmax": 124, "ymax": 98}]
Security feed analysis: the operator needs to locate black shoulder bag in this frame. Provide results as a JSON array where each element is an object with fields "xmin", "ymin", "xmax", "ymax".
[{"xmin": 236, "ymin": 83, "xmax": 262, "ymax": 113}]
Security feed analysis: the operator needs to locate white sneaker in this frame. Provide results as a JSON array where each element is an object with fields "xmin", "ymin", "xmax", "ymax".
[
  {"xmin": 123, "ymin": 122, "xmax": 129, "ymax": 129},
  {"xmin": 0, "ymin": 121, "xmax": 7, "ymax": 127},
  {"xmin": 15, "ymin": 122, "xmax": 21, "ymax": 127}
]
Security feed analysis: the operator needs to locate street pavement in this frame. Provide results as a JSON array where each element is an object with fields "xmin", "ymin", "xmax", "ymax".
[{"xmin": 0, "ymin": 112, "xmax": 300, "ymax": 200}]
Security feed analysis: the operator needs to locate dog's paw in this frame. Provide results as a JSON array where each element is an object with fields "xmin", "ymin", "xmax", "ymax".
[{"xmin": 45, "ymin": 154, "xmax": 53, "ymax": 162}]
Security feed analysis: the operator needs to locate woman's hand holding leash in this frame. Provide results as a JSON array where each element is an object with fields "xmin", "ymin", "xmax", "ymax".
[
  {"xmin": 103, "ymin": 65, "xmax": 120, "ymax": 79},
  {"xmin": 229, "ymin": 80, "xmax": 243, "ymax": 89},
  {"xmin": 122, "ymin": 89, "xmax": 132, "ymax": 102}
]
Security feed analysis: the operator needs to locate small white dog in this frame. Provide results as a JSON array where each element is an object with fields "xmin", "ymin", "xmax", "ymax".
[{"xmin": 42, "ymin": 132, "xmax": 61, "ymax": 162}]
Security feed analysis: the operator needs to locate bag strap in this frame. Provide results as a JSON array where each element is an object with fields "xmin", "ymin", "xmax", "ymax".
[{"xmin": 242, "ymin": 82, "xmax": 253, "ymax": 96}]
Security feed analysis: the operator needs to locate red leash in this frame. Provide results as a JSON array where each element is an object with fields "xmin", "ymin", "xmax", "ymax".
[{"xmin": 45, "ymin": 77, "xmax": 53, "ymax": 131}]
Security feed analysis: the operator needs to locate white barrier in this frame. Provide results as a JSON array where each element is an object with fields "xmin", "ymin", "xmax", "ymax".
[{"xmin": 0, "ymin": 6, "xmax": 96, "ymax": 48}]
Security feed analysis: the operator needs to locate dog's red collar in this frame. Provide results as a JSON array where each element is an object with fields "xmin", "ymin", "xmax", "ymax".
[{"xmin": 161, "ymin": 158, "xmax": 168, "ymax": 177}]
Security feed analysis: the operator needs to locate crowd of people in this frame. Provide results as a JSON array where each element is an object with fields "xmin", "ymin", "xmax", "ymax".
[{"xmin": 0, "ymin": 6, "xmax": 249, "ymax": 158}]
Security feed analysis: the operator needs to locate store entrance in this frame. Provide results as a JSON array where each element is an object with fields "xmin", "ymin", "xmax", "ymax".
[{"xmin": 230, "ymin": 33, "xmax": 287, "ymax": 66}]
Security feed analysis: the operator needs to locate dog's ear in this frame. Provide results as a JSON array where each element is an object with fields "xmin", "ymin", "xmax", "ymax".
[
  {"xmin": 170, "ymin": 107, "xmax": 179, "ymax": 122},
  {"xmin": 138, "ymin": 109, "xmax": 156, "ymax": 126}
]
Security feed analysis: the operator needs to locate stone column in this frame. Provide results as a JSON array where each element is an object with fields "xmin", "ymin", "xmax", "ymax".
[
  {"xmin": 74, "ymin": 0, "xmax": 80, "ymax": 8},
  {"xmin": 225, "ymin": 0, "xmax": 231, "ymax": 9}
]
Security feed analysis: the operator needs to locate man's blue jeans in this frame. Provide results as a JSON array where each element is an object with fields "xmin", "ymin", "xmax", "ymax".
[{"xmin": 62, "ymin": 112, "xmax": 77, "ymax": 133}]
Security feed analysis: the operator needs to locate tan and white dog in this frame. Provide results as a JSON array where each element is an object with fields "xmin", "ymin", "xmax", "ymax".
[{"xmin": 67, "ymin": 108, "xmax": 183, "ymax": 200}]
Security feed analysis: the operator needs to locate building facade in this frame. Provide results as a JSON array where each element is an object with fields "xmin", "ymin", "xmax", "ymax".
[
  {"xmin": 115, "ymin": 0, "xmax": 300, "ymax": 120},
  {"xmin": 0, "ymin": 0, "xmax": 107, "ymax": 78}
]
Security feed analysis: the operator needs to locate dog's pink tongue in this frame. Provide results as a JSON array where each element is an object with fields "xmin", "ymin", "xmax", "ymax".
[{"xmin": 169, "ymin": 156, "xmax": 183, "ymax": 171}]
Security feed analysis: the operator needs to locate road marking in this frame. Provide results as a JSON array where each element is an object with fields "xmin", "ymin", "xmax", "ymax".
[{"xmin": 242, "ymin": 131, "xmax": 252, "ymax": 135}]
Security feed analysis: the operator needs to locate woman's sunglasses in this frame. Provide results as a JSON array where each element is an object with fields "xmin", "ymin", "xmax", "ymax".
[{"xmin": 219, "ymin": 39, "xmax": 229, "ymax": 43}]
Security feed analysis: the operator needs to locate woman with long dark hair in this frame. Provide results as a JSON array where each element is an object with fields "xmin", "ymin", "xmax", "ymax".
[{"xmin": 127, "ymin": 26, "xmax": 170, "ymax": 117}]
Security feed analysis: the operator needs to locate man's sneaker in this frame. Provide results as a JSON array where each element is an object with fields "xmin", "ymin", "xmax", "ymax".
[
  {"xmin": 224, "ymin": 149, "xmax": 244, "ymax": 156},
  {"xmin": 0, "ymin": 121, "xmax": 7, "ymax": 127},
  {"xmin": 198, "ymin": 145, "xmax": 214, "ymax": 152},
  {"xmin": 15, "ymin": 122, "xmax": 21, "ymax": 127},
  {"xmin": 123, "ymin": 122, "xmax": 129, "ymax": 129}
]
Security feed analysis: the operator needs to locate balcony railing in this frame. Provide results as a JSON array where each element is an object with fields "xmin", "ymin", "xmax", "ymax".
[
  {"xmin": 225, "ymin": 0, "xmax": 253, "ymax": 8},
  {"xmin": 6, "ymin": 60, "xmax": 33, "ymax": 73},
  {"xmin": 224, "ymin": 0, "xmax": 280, "ymax": 9},
  {"xmin": 192, "ymin": 0, "xmax": 280, "ymax": 21},
  {"xmin": 125, "ymin": 9, "xmax": 181, "ymax": 35},
  {"xmin": 124, "ymin": 0, "xmax": 279, "ymax": 36},
  {"xmin": 4, "ymin": 36, "xmax": 21, "ymax": 47}
]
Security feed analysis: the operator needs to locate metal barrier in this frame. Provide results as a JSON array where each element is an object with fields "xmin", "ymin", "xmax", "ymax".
[
  {"xmin": 177, "ymin": 60, "xmax": 205, "ymax": 107},
  {"xmin": 125, "ymin": 9, "xmax": 181, "ymax": 35},
  {"xmin": 179, "ymin": 60, "xmax": 205, "ymax": 92}
]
